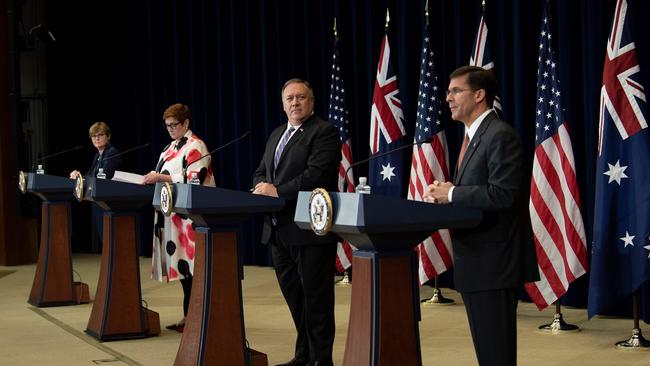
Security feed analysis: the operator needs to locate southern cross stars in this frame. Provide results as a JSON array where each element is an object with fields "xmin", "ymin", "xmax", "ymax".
[
  {"xmin": 620, "ymin": 231, "xmax": 635, "ymax": 247},
  {"xmin": 603, "ymin": 160, "xmax": 628, "ymax": 185},
  {"xmin": 380, "ymin": 163, "xmax": 396, "ymax": 181}
]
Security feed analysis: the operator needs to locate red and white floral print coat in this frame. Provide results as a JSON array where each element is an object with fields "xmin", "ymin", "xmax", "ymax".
[{"xmin": 151, "ymin": 130, "xmax": 215, "ymax": 282}]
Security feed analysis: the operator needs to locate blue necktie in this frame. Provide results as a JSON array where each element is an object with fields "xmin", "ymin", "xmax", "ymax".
[{"xmin": 274, "ymin": 126, "xmax": 295, "ymax": 168}]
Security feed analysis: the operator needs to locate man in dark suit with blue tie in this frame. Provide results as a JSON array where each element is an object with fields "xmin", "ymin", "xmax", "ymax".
[
  {"xmin": 424, "ymin": 66, "xmax": 538, "ymax": 366},
  {"xmin": 253, "ymin": 78, "xmax": 341, "ymax": 366}
]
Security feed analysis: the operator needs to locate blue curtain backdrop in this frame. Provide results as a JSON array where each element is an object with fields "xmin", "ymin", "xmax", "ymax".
[{"xmin": 36, "ymin": 0, "xmax": 650, "ymax": 320}]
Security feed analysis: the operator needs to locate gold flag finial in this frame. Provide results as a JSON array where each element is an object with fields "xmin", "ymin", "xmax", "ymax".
[
  {"xmin": 425, "ymin": 0, "xmax": 429, "ymax": 18},
  {"xmin": 482, "ymin": 0, "xmax": 486, "ymax": 12},
  {"xmin": 333, "ymin": 17, "xmax": 337, "ymax": 38}
]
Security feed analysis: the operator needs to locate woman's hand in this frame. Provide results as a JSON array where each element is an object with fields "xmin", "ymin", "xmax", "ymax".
[
  {"xmin": 143, "ymin": 171, "xmax": 171, "ymax": 185},
  {"xmin": 69, "ymin": 170, "xmax": 81, "ymax": 179}
]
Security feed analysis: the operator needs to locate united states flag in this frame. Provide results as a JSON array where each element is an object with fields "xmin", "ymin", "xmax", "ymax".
[
  {"xmin": 407, "ymin": 23, "xmax": 453, "ymax": 284},
  {"xmin": 369, "ymin": 34, "xmax": 406, "ymax": 196},
  {"xmin": 469, "ymin": 12, "xmax": 502, "ymax": 112},
  {"xmin": 588, "ymin": 0, "xmax": 650, "ymax": 318},
  {"xmin": 328, "ymin": 36, "xmax": 355, "ymax": 273},
  {"xmin": 524, "ymin": 6, "xmax": 588, "ymax": 310}
]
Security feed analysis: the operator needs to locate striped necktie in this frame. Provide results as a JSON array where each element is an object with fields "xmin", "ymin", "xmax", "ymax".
[{"xmin": 274, "ymin": 126, "xmax": 295, "ymax": 168}]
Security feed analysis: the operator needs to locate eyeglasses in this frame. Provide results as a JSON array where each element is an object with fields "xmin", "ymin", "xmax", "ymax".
[
  {"xmin": 445, "ymin": 88, "xmax": 473, "ymax": 97},
  {"xmin": 91, "ymin": 133, "xmax": 106, "ymax": 139},
  {"xmin": 165, "ymin": 121, "xmax": 183, "ymax": 129}
]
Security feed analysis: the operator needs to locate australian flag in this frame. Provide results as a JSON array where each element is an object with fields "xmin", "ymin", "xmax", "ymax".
[
  {"xmin": 369, "ymin": 33, "xmax": 406, "ymax": 196},
  {"xmin": 588, "ymin": 0, "xmax": 650, "ymax": 318}
]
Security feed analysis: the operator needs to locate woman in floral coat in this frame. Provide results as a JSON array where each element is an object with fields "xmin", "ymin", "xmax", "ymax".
[{"xmin": 144, "ymin": 103, "xmax": 215, "ymax": 332}]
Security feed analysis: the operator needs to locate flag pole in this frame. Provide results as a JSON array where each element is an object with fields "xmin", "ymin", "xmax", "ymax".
[
  {"xmin": 331, "ymin": 16, "xmax": 353, "ymax": 287},
  {"xmin": 384, "ymin": 9, "xmax": 390, "ymax": 32},
  {"xmin": 615, "ymin": 291, "xmax": 650, "ymax": 348},
  {"xmin": 419, "ymin": 0, "xmax": 453, "ymax": 306}
]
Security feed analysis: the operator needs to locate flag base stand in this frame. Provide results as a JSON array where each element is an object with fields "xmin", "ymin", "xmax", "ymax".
[
  {"xmin": 335, "ymin": 270, "xmax": 351, "ymax": 286},
  {"xmin": 538, "ymin": 312, "xmax": 580, "ymax": 333},
  {"xmin": 334, "ymin": 268, "xmax": 352, "ymax": 286},
  {"xmin": 615, "ymin": 328, "xmax": 650, "ymax": 349},
  {"xmin": 422, "ymin": 287, "xmax": 455, "ymax": 305},
  {"xmin": 421, "ymin": 277, "xmax": 454, "ymax": 305}
]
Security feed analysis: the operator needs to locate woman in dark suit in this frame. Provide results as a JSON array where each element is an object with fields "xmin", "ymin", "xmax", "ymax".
[
  {"xmin": 69, "ymin": 121, "xmax": 122, "ymax": 180},
  {"xmin": 69, "ymin": 121, "xmax": 122, "ymax": 253}
]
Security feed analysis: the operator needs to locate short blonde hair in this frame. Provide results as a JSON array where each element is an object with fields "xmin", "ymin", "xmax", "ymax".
[{"xmin": 88, "ymin": 121, "xmax": 111, "ymax": 138}]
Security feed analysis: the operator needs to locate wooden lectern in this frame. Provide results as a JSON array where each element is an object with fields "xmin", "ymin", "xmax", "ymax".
[
  {"xmin": 23, "ymin": 172, "xmax": 89, "ymax": 307},
  {"xmin": 295, "ymin": 192, "xmax": 482, "ymax": 366},
  {"xmin": 81, "ymin": 177, "xmax": 160, "ymax": 341},
  {"xmin": 153, "ymin": 183, "xmax": 284, "ymax": 366}
]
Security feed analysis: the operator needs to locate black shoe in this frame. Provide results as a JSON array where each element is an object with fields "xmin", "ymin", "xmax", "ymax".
[{"xmin": 275, "ymin": 358, "xmax": 309, "ymax": 366}]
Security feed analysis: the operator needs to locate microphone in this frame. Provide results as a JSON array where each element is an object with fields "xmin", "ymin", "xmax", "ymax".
[
  {"xmin": 343, "ymin": 137, "xmax": 433, "ymax": 191},
  {"xmin": 186, "ymin": 131, "xmax": 251, "ymax": 169},
  {"xmin": 182, "ymin": 131, "xmax": 251, "ymax": 184},
  {"xmin": 102, "ymin": 142, "xmax": 151, "ymax": 161},
  {"xmin": 36, "ymin": 145, "xmax": 83, "ymax": 163}
]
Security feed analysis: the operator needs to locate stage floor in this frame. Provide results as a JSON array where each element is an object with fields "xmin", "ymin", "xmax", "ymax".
[{"xmin": 1, "ymin": 254, "xmax": 648, "ymax": 365}]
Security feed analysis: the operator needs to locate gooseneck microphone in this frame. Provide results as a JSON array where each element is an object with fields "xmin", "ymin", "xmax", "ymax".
[
  {"xmin": 182, "ymin": 131, "xmax": 252, "ymax": 183},
  {"xmin": 102, "ymin": 142, "xmax": 151, "ymax": 161},
  {"xmin": 35, "ymin": 145, "xmax": 83, "ymax": 163},
  {"xmin": 343, "ymin": 137, "xmax": 433, "ymax": 191}
]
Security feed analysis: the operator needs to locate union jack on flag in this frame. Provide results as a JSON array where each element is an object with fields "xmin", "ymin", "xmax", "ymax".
[
  {"xmin": 407, "ymin": 22, "xmax": 453, "ymax": 284},
  {"xmin": 523, "ymin": 5, "xmax": 588, "ymax": 310},
  {"xmin": 328, "ymin": 36, "xmax": 355, "ymax": 273},
  {"xmin": 589, "ymin": 0, "xmax": 650, "ymax": 318},
  {"xmin": 369, "ymin": 34, "xmax": 406, "ymax": 196},
  {"xmin": 469, "ymin": 13, "xmax": 502, "ymax": 112}
]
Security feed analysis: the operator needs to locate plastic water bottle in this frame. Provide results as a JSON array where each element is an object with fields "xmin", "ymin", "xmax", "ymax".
[
  {"xmin": 35, "ymin": 164, "xmax": 45, "ymax": 175},
  {"xmin": 356, "ymin": 177, "xmax": 371, "ymax": 194},
  {"xmin": 188, "ymin": 172, "xmax": 201, "ymax": 185},
  {"xmin": 96, "ymin": 168, "xmax": 106, "ymax": 179}
]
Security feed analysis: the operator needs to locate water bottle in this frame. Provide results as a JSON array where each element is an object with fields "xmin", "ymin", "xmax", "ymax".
[
  {"xmin": 35, "ymin": 164, "xmax": 45, "ymax": 175},
  {"xmin": 356, "ymin": 177, "xmax": 371, "ymax": 194},
  {"xmin": 96, "ymin": 168, "xmax": 106, "ymax": 179},
  {"xmin": 188, "ymin": 171, "xmax": 201, "ymax": 185}
]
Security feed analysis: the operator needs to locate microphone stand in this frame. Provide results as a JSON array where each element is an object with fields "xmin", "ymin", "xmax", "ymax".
[
  {"xmin": 33, "ymin": 145, "xmax": 83, "ymax": 171},
  {"xmin": 182, "ymin": 131, "xmax": 252, "ymax": 183}
]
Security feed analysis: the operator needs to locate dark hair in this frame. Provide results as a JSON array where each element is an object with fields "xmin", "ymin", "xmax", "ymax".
[
  {"xmin": 162, "ymin": 103, "xmax": 191, "ymax": 124},
  {"xmin": 449, "ymin": 66, "xmax": 498, "ymax": 107},
  {"xmin": 281, "ymin": 78, "xmax": 314, "ymax": 98}
]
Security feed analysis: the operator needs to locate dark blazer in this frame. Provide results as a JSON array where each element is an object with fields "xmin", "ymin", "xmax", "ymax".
[
  {"xmin": 253, "ymin": 115, "xmax": 341, "ymax": 246},
  {"xmin": 451, "ymin": 111, "xmax": 538, "ymax": 293},
  {"xmin": 86, "ymin": 144, "xmax": 121, "ymax": 179}
]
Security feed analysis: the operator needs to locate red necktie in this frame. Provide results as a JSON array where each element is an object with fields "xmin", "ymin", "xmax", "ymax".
[{"xmin": 457, "ymin": 133, "xmax": 470, "ymax": 169}]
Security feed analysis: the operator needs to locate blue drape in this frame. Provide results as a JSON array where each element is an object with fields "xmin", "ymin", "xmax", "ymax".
[{"xmin": 39, "ymin": 0, "xmax": 650, "ymax": 320}]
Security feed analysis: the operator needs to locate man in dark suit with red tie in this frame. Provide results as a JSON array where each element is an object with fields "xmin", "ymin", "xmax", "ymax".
[
  {"xmin": 424, "ymin": 66, "xmax": 538, "ymax": 366},
  {"xmin": 253, "ymin": 78, "xmax": 341, "ymax": 366}
]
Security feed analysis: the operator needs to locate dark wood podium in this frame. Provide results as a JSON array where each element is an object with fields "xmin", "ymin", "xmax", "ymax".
[
  {"xmin": 153, "ymin": 183, "xmax": 284, "ymax": 366},
  {"xmin": 80, "ymin": 177, "xmax": 160, "ymax": 341},
  {"xmin": 295, "ymin": 192, "xmax": 482, "ymax": 366},
  {"xmin": 22, "ymin": 172, "xmax": 89, "ymax": 307}
]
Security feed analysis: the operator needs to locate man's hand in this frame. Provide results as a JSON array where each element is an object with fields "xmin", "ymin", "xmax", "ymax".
[
  {"xmin": 423, "ymin": 180, "xmax": 453, "ymax": 204},
  {"xmin": 252, "ymin": 182, "xmax": 278, "ymax": 197}
]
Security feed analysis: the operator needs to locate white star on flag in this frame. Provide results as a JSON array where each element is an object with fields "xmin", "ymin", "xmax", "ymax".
[
  {"xmin": 620, "ymin": 231, "xmax": 635, "ymax": 247},
  {"xmin": 645, "ymin": 244, "xmax": 650, "ymax": 258},
  {"xmin": 380, "ymin": 163, "xmax": 396, "ymax": 181},
  {"xmin": 603, "ymin": 160, "xmax": 628, "ymax": 184}
]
